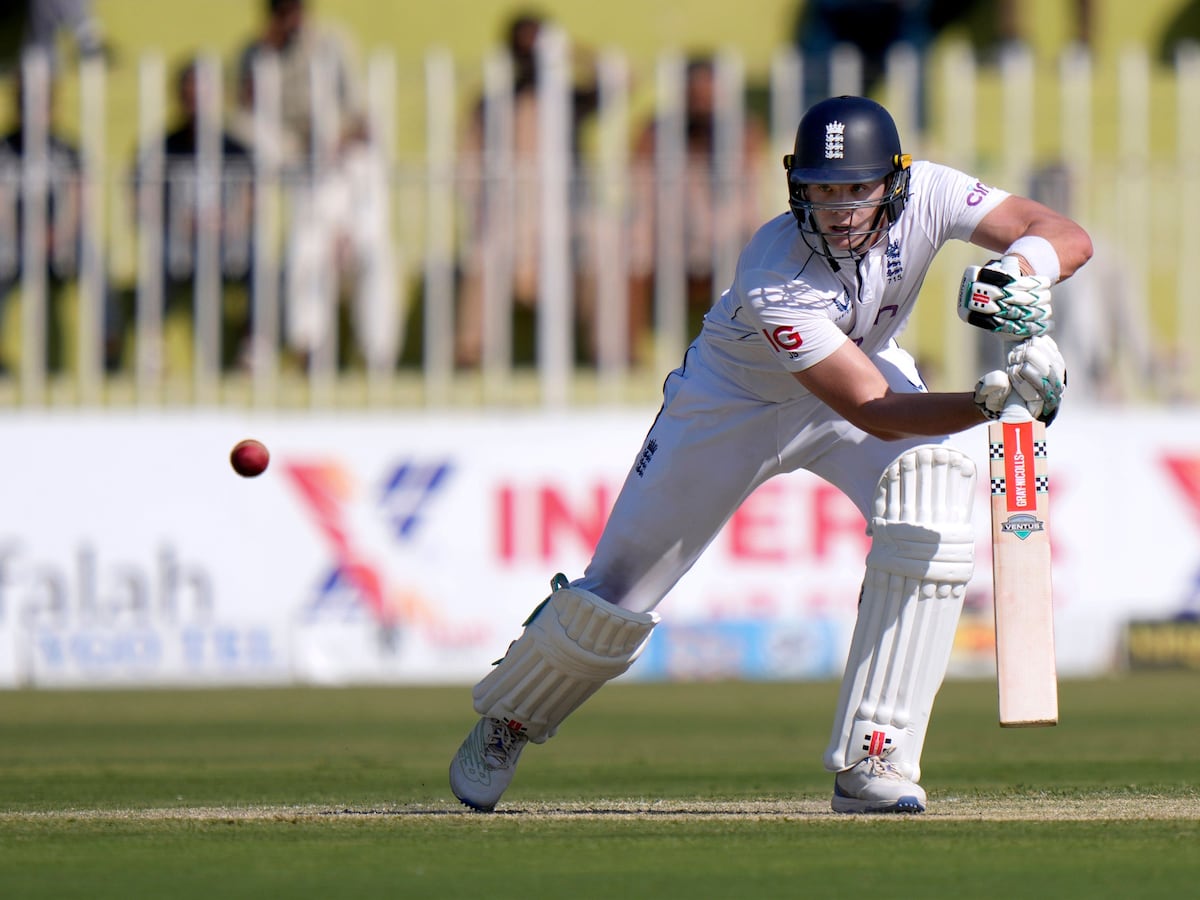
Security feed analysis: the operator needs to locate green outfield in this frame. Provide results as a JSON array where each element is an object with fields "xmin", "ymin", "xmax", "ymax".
[{"xmin": 1, "ymin": 674, "xmax": 1198, "ymax": 898}]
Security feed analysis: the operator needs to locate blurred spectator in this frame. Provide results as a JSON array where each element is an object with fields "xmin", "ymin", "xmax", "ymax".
[
  {"xmin": 0, "ymin": 0, "xmax": 108, "ymax": 75},
  {"xmin": 132, "ymin": 58, "xmax": 257, "ymax": 372},
  {"xmin": 995, "ymin": 0, "xmax": 1093, "ymax": 52},
  {"xmin": 0, "ymin": 66, "xmax": 121, "ymax": 374},
  {"xmin": 454, "ymin": 11, "xmax": 600, "ymax": 368},
  {"xmin": 1159, "ymin": 0, "xmax": 1200, "ymax": 62},
  {"xmin": 625, "ymin": 57, "xmax": 768, "ymax": 360},
  {"xmin": 788, "ymin": 1, "xmax": 1099, "ymax": 125},
  {"xmin": 792, "ymin": 0, "xmax": 937, "ymax": 112},
  {"xmin": 283, "ymin": 115, "xmax": 400, "ymax": 372},
  {"xmin": 233, "ymin": 0, "xmax": 363, "ymax": 170},
  {"xmin": 234, "ymin": 0, "xmax": 392, "ymax": 371}
]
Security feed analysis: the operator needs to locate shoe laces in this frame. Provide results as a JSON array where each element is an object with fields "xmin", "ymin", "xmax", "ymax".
[
  {"xmin": 859, "ymin": 751, "xmax": 904, "ymax": 781},
  {"xmin": 483, "ymin": 719, "xmax": 527, "ymax": 769}
]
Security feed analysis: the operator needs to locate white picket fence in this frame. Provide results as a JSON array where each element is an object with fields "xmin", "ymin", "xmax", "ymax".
[{"xmin": 3, "ymin": 34, "xmax": 1200, "ymax": 408}]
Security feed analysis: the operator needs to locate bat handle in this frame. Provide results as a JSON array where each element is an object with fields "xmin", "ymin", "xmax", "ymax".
[
  {"xmin": 1000, "ymin": 393, "xmax": 1033, "ymax": 424},
  {"xmin": 997, "ymin": 334, "xmax": 1034, "ymax": 424}
]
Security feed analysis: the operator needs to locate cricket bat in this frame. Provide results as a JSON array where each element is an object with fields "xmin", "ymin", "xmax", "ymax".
[{"xmin": 988, "ymin": 401, "xmax": 1058, "ymax": 727}]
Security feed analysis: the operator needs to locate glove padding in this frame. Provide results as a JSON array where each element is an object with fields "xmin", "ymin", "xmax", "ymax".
[
  {"xmin": 973, "ymin": 335, "xmax": 1067, "ymax": 426},
  {"xmin": 1008, "ymin": 333, "xmax": 1066, "ymax": 423},
  {"xmin": 973, "ymin": 370, "xmax": 1010, "ymax": 421},
  {"xmin": 958, "ymin": 256, "xmax": 1053, "ymax": 338}
]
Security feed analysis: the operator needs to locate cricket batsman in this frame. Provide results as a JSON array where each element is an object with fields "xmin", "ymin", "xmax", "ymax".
[{"xmin": 450, "ymin": 95, "xmax": 1092, "ymax": 813}]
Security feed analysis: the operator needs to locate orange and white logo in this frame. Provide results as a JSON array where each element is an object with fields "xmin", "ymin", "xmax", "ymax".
[{"xmin": 1004, "ymin": 422, "xmax": 1036, "ymax": 512}]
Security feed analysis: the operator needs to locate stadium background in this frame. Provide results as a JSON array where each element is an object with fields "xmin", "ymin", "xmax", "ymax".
[
  {"xmin": 4, "ymin": 0, "xmax": 1197, "ymax": 387},
  {"xmin": 1, "ymin": 9, "xmax": 1197, "ymax": 899},
  {"xmin": 2, "ymin": 0, "xmax": 1200, "ymax": 690}
]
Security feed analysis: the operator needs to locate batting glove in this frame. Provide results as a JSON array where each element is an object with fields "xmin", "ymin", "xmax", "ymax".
[
  {"xmin": 1007, "ymin": 334, "xmax": 1067, "ymax": 425},
  {"xmin": 973, "ymin": 336, "xmax": 1067, "ymax": 426},
  {"xmin": 958, "ymin": 256, "xmax": 1053, "ymax": 338},
  {"xmin": 973, "ymin": 369, "xmax": 1011, "ymax": 421}
]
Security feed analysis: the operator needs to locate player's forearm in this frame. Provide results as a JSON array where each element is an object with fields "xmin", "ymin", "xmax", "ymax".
[
  {"xmin": 795, "ymin": 346, "xmax": 987, "ymax": 441},
  {"xmin": 854, "ymin": 391, "xmax": 985, "ymax": 441},
  {"xmin": 970, "ymin": 196, "xmax": 1094, "ymax": 282}
]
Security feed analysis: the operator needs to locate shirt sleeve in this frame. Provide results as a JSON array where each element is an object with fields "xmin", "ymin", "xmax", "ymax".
[
  {"xmin": 913, "ymin": 161, "xmax": 1011, "ymax": 246},
  {"xmin": 738, "ymin": 271, "xmax": 849, "ymax": 373}
]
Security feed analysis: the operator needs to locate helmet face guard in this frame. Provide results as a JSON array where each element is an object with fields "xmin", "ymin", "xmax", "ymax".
[{"xmin": 783, "ymin": 96, "xmax": 911, "ymax": 265}]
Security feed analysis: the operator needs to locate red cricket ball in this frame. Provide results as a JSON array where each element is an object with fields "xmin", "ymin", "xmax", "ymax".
[{"xmin": 230, "ymin": 438, "xmax": 270, "ymax": 478}]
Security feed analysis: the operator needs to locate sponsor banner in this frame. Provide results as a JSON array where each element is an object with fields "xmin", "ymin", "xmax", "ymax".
[
  {"xmin": 633, "ymin": 619, "xmax": 845, "ymax": 681},
  {"xmin": 1123, "ymin": 619, "xmax": 1200, "ymax": 670},
  {"xmin": 0, "ymin": 405, "xmax": 1198, "ymax": 686},
  {"xmin": 25, "ymin": 622, "xmax": 286, "ymax": 687}
]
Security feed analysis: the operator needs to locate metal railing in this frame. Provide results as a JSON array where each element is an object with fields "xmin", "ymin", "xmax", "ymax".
[{"xmin": 1, "ymin": 34, "xmax": 1198, "ymax": 408}]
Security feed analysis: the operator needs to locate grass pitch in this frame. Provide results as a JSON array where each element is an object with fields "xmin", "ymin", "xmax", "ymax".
[{"xmin": 1, "ymin": 675, "xmax": 1198, "ymax": 898}]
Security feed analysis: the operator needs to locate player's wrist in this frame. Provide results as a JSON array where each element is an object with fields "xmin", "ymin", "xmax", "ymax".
[
  {"xmin": 1005, "ymin": 253, "xmax": 1032, "ymax": 276},
  {"xmin": 975, "ymin": 401, "xmax": 1002, "ymax": 421},
  {"xmin": 1004, "ymin": 235, "xmax": 1060, "ymax": 283}
]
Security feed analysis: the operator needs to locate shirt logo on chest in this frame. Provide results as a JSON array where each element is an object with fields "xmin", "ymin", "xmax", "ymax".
[{"xmin": 885, "ymin": 240, "xmax": 903, "ymax": 283}]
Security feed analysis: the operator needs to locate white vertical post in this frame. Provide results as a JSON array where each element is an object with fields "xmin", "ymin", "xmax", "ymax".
[
  {"xmin": 193, "ymin": 52, "xmax": 222, "ymax": 403},
  {"xmin": 135, "ymin": 52, "xmax": 166, "ymax": 404},
  {"xmin": 1118, "ymin": 45, "xmax": 1151, "ymax": 398},
  {"xmin": 536, "ymin": 24, "xmax": 572, "ymax": 407},
  {"xmin": 829, "ymin": 43, "xmax": 863, "ymax": 97},
  {"xmin": 423, "ymin": 48, "xmax": 456, "ymax": 403},
  {"xmin": 939, "ymin": 41, "xmax": 977, "ymax": 390},
  {"xmin": 19, "ymin": 50, "xmax": 50, "ymax": 405},
  {"xmin": 307, "ymin": 47, "xmax": 340, "ymax": 406},
  {"xmin": 1060, "ymin": 44, "xmax": 1099, "ymax": 400},
  {"xmin": 712, "ymin": 50, "xmax": 745, "ymax": 310},
  {"xmin": 885, "ymin": 42, "xmax": 922, "ymax": 353},
  {"xmin": 999, "ymin": 44, "xmax": 1034, "ymax": 199},
  {"xmin": 884, "ymin": 43, "xmax": 922, "ymax": 155},
  {"xmin": 1177, "ymin": 43, "xmax": 1200, "ymax": 399},
  {"xmin": 77, "ymin": 54, "xmax": 105, "ymax": 402},
  {"xmin": 1059, "ymin": 43, "xmax": 1095, "ymax": 396},
  {"xmin": 940, "ymin": 41, "xmax": 976, "ymax": 173},
  {"xmin": 653, "ymin": 51, "xmax": 686, "ymax": 377},
  {"xmin": 251, "ymin": 52, "xmax": 282, "ymax": 407},
  {"xmin": 481, "ymin": 47, "xmax": 515, "ymax": 398},
  {"xmin": 995, "ymin": 38, "xmax": 1033, "ymax": 378},
  {"xmin": 1059, "ymin": 43, "xmax": 1092, "ymax": 227},
  {"xmin": 770, "ymin": 46, "xmax": 803, "ymax": 159},
  {"xmin": 366, "ymin": 49, "xmax": 399, "ymax": 404},
  {"xmin": 593, "ymin": 48, "xmax": 630, "ymax": 390}
]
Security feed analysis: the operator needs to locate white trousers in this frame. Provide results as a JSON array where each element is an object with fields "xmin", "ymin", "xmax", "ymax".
[{"xmin": 575, "ymin": 338, "xmax": 951, "ymax": 614}]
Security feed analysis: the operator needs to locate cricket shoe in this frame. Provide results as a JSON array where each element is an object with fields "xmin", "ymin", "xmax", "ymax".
[
  {"xmin": 831, "ymin": 753, "xmax": 927, "ymax": 814},
  {"xmin": 449, "ymin": 716, "xmax": 529, "ymax": 811}
]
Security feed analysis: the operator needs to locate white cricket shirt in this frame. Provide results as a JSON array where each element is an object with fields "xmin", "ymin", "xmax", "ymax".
[{"xmin": 700, "ymin": 160, "xmax": 1009, "ymax": 400}]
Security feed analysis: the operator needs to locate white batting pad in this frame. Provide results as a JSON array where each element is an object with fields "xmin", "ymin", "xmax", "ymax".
[
  {"xmin": 473, "ymin": 584, "xmax": 658, "ymax": 743},
  {"xmin": 824, "ymin": 445, "xmax": 977, "ymax": 781}
]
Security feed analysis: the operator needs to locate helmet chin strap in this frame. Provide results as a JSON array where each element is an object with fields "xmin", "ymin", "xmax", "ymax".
[
  {"xmin": 806, "ymin": 206, "xmax": 890, "ymax": 273},
  {"xmin": 814, "ymin": 225, "xmax": 847, "ymax": 273}
]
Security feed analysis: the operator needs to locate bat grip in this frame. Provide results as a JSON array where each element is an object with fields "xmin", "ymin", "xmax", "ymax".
[
  {"xmin": 1000, "ymin": 393, "xmax": 1033, "ymax": 424},
  {"xmin": 998, "ymin": 334, "xmax": 1033, "ymax": 424}
]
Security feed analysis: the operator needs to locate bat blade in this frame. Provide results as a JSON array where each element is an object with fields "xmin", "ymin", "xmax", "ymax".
[{"xmin": 989, "ymin": 415, "xmax": 1058, "ymax": 727}]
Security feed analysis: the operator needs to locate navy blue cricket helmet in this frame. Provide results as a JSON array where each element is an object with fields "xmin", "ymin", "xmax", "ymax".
[{"xmin": 783, "ymin": 96, "xmax": 912, "ymax": 263}]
